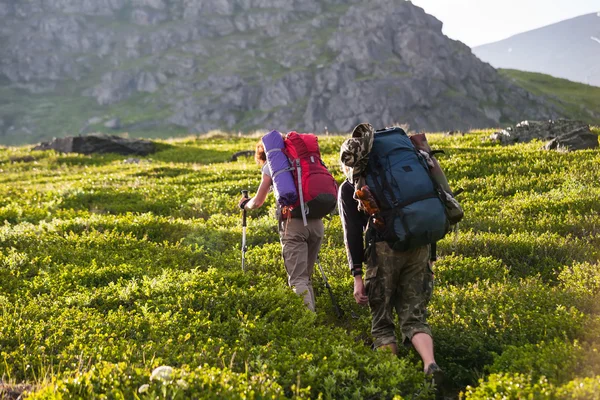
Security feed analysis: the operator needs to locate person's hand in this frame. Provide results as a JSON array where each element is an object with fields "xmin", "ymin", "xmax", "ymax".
[
  {"xmin": 238, "ymin": 196, "xmax": 250, "ymax": 210},
  {"xmin": 353, "ymin": 276, "xmax": 368, "ymax": 305}
]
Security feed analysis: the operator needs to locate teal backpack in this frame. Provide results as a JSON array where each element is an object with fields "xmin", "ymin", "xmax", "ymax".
[{"xmin": 365, "ymin": 127, "xmax": 449, "ymax": 251}]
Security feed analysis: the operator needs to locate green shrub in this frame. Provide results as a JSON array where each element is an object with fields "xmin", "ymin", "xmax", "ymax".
[
  {"xmin": 463, "ymin": 373, "xmax": 555, "ymax": 399},
  {"xmin": 488, "ymin": 339, "xmax": 584, "ymax": 384},
  {"xmin": 556, "ymin": 376, "xmax": 600, "ymax": 399},
  {"xmin": 431, "ymin": 277, "xmax": 586, "ymax": 386},
  {"xmin": 1, "ymin": 133, "xmax": 598, "ymax": 398}
]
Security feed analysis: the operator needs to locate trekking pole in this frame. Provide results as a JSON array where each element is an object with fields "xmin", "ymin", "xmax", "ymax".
[
  {"xmin": 316, "ymin": 215, "xmax": 344, "ymax": 319},
  {"xmin": 451, "ymin": 188, "xmax": 464, "ymax": 251},
  {"xmin": 241, "ymin": 190, "xmax": 249, "ymax": 272},
  {"xmin": 322, "ymin": 213, "xmax": 360, "ymax": 320},
  {"xmin": 316, "ymin": 256, "xmax": 344, "ymax": 319}
]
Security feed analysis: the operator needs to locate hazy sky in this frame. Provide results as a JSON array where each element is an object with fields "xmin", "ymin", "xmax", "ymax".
[{"xmin": 410, "ymin": 0, "xmax": 600, "ymax": 47}]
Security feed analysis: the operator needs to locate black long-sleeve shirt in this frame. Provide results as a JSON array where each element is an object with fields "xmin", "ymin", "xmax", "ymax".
[
  {"xmin": 338, "ymin": 180, "xmax": 369, "ymax": 276},
  {"xmin": 338, "ymin": 180, "xmax": 436, "ymax": 276}
]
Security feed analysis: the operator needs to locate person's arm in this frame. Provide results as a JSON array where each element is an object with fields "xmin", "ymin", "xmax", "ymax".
[
  {"xmin": 244, "ymin": 173, "xmax": 272, "ymax": 210},
  {"xmin": 339, "ymin": 182, "xmax": 369, "ymax": 305},
  {"xmin": 338, "ymin": 182, "xmax": 367, "ymax": 276}
]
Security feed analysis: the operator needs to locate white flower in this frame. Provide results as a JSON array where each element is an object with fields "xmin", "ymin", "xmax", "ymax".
[
  {"xmin": 176, "ymin": 379, "xmax": 189, "ymax": 390},
  {"xmin": 150, "ymin": 366, "xmax": 174, "ymax": 383},
  {"xmin": 138, "ymin": 384, "xmax": 150, "ymax": 393}
]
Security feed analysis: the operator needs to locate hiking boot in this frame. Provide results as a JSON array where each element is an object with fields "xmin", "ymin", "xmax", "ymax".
[{"xmin": 425, "ymin": 363, "xmax": 446, "ymax": 399}]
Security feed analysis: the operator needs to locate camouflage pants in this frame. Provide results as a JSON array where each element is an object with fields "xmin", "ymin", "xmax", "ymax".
[{"xmin": 365, "ymin": 242, "xmax": 433, "ymax": 349}]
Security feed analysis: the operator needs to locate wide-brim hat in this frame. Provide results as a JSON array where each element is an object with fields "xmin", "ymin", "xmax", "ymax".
[{"xmin": 340, "ymin": 123, "xmax": 374, "ymax": 183}]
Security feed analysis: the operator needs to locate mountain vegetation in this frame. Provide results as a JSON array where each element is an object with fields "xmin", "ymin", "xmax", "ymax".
[
  {"xmin": 500, "ymin": 69, "xmax": 600, "ymax": 125},
  {"xmin": 1, "ymin": 129, "xmax": 599, "ymax": 398}
]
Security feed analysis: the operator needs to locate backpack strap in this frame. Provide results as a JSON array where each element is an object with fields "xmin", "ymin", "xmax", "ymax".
[
  {"xmin": 392, "ymin": 193, "xmax": 439, "ymax": 209},
  {"xmin": 294, "ymin": 158, "xmax": 308, "ymax": 226},
  {"xmin": 371, "ymin": 156, "xmax": 397, "ymax": 208},
  {"xmin": 272, "ymin": 167, "xmax": 294, "ymax": 180},
  {"xmin": 364, "ymin": 226, "xmax": 378, "ymax": 264}
]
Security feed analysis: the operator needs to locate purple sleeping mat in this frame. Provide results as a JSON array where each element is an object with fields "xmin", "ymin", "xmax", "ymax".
[{"xmin": 262, "ymin": 130, "xmax": 298, "ymax": 206}]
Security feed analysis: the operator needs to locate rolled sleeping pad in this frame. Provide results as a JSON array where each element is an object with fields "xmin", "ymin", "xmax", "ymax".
[
  {"xmin": 409, "ymin": 133, "xmax": 453, "ymax": 194},
  {"xmin": 262, "ymin": 130, "xmax": 298, "ymax": 206}
]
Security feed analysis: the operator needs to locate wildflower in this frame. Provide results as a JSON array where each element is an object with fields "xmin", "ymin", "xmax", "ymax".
[{"xmin": 150, "ymin": 366, "xmax": 174, "ymax": 383}]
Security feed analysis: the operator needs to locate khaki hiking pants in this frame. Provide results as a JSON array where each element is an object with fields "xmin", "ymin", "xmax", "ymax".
[{"xmin": 279, "ymin": 217, "xmax": 324, "ymax": 312}]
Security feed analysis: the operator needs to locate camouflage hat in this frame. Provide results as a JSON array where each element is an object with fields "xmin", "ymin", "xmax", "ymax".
[{"xmin": 339, "ymin": 123, "xmax": 374, "ymax": 183}]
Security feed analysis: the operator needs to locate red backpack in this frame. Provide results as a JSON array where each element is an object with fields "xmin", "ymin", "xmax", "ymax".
[{"xmin": 283, "ymin": 132, "xmax": 338, "ymax": 225}]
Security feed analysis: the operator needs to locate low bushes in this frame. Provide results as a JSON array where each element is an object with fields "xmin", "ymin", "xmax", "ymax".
[{"xmin": 1, "ymin": 132, "xmax": 599, "ymax": 398}]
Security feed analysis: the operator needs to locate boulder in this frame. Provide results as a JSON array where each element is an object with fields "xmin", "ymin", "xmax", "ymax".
[
  {"xmin": 230, "ymin": 150, "xmax": 254, "ymax": 161},
  {"xmin": 491, "ymin": 119, "xmax": 598, "ymax": 151},
  {"xmin": 544, "ymin": 127, "xmax": 599, "ymax": 151},
  {"xmin": 9, "ymin": 155, "xmax": 36, "ymax": 163},
  {"xmin": 33, "ymin": 133, "xmax": 156, "ymax": 155}
]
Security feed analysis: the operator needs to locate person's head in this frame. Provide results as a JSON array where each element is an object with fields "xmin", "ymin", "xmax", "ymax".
[{"xmin": 255, "ymin": 140, "xmax": 266, "ymax": 166}]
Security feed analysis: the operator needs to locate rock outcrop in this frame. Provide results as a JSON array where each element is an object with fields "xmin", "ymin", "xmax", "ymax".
[
  {"xmin": 0, "ymin": 0, "xmax": 563, "ymax": 144},
  {"xmin": 33, "ymin": 133, "xmax": 156, "ymax": 155},
  {"xmin": 490, "ymin": 120, "xmax": 599, "ymax": 151}
]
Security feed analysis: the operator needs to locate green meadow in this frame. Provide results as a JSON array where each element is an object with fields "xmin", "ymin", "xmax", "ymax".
[{"xmin": 1, "ymin": 129, "xmax": 599, "ymax": 399}]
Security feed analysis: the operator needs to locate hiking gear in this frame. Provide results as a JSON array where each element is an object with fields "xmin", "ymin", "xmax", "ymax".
[
  {"xmin": 318, "ymin": 217, "xmax": 344, "ymax": 317},
  {"xmin": 284, "ymin": 131, "xmax": 338, "ymax": 226},
  {"xmin": 410, "ymin": 133, "xmax": 464, "ymax": 225},
  {"xmin": 343, "ymin": 127, "xmax": 449, "ymax": 252},
  {"xmin": 425, "ymin": 363, "xmax": 446, "ymax": 400},
  {"xmin": 440, "ymin": 190, "xmax": 464, "ymax": 225},
  {"xmin": 425, "ymin": 362, "xmax": 443, "ymax": 376},
  {"xmin": 238, "ymin": 196, "xmax": 250, "ymax": 210},
  {"xmin": 340, "ymin": 123, "xmax": 375, "ymax": 182},
  {"xmin": 241, "ymin": 190, "xmax": 249, "ymax": 272},
  {"xmin": 316, "ymin": 257, "xmax": 344, "ymax": 318},
  {"xmin": 409, "ymin": 134, "xmax": 452, "ymax": 194},
  {"xmin": 339, "ymin": 123, "xmax": 375, "ymax": 208},
  {"xmin": 262, "ymin": 131, "xmax": 338, "ymax": 226},
  {"xmin": 355, "ymin": 185, "xmax": 385, "ymax": 230},
  {"xmin": 262, "ymin": 130, "xmax": 298, "ymax": 206}
]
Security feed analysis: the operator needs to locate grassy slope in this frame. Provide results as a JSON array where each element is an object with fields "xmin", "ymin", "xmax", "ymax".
[
  {"xmin": 501, "ymin": 69, "xmax": 600, "ymax": 125},
  {"xmin": 0, "ymin": 132, "xmax": 599, "ymax": 398}
]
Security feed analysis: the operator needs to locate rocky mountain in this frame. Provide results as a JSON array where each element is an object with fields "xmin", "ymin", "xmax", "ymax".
[
  {"xmin": 0, "ymin": 0, "xmax": 561, "ymax": 145},
  {"xmin": 473, "ymin": 13, "xmax": 600, "ymax": 87}
]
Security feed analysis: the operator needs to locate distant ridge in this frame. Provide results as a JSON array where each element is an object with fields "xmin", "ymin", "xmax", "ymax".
[
  {"xmin": 500, "ymin": 69, "xmax": 600, "ymax": 126},
  {"xmin": 473, "ymin": 13, "xmax": 600, "ymax": 87}
]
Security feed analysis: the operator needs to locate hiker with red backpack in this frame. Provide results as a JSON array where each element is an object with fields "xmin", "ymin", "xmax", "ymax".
[
  {"xmin": 339, "ymin": 123, "xmax": 462, "ymax": 392},
  {"xmin": 239, "ymin": 131, "xmax": 338, "ymax": 312}
]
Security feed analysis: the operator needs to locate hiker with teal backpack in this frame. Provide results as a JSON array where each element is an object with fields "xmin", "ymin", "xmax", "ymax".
[
  {"xmin": 339, "ymin": 123, "xmax": 463, "ymax": 391},
  {"xmin": 239, "ymin": 131, "xmax": 338, "ymax": 312}
]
